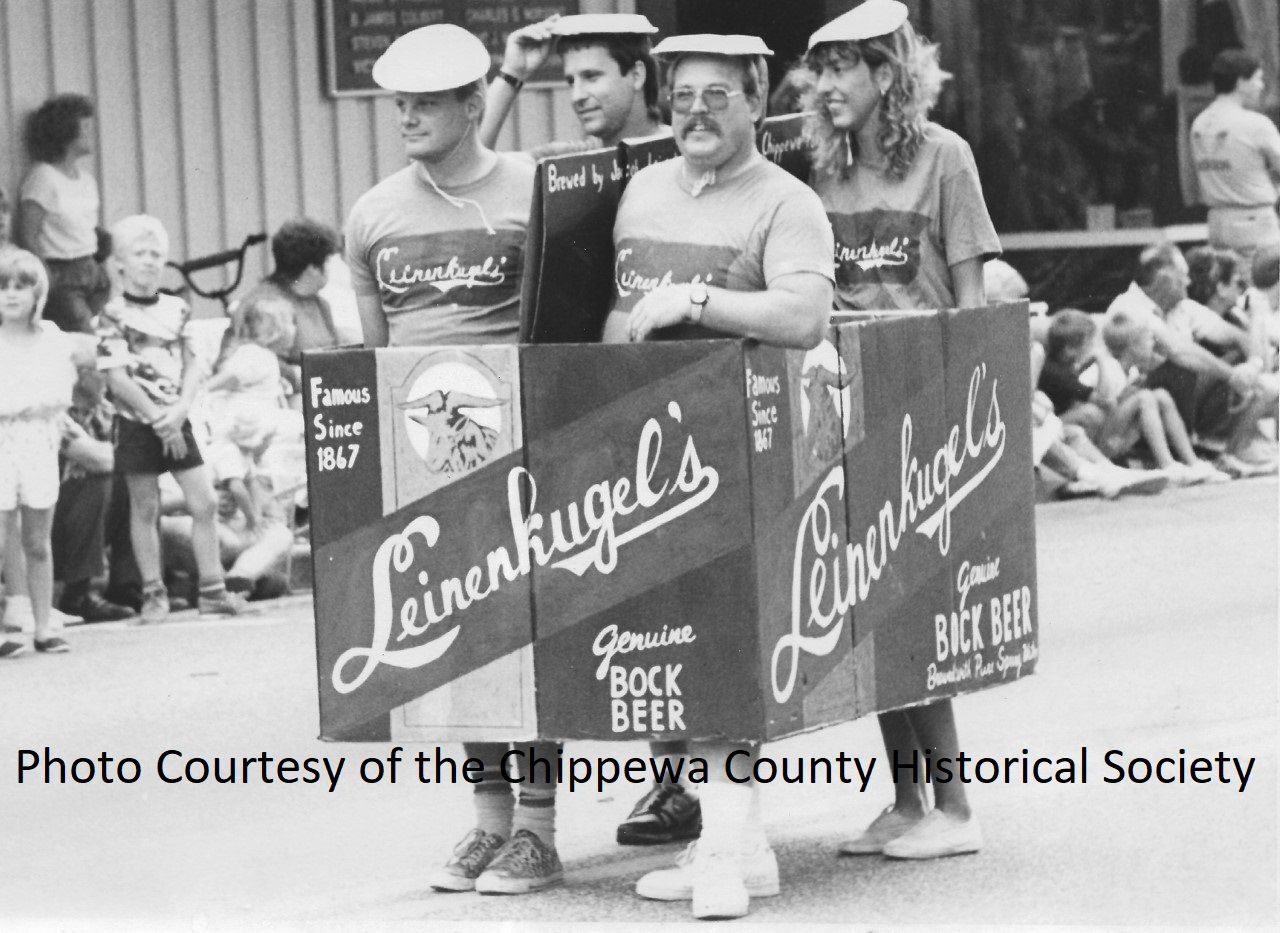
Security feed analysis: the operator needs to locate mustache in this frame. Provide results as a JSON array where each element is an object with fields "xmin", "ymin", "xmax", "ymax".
[{"xmin": 681, "ymin": 117, "xmax": 720, "ymax": 137}]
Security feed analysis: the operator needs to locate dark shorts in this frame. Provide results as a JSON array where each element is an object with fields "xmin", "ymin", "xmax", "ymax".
[{"xmin": 114, "ymin": 417, "xmax": 204, "ymax": 476}]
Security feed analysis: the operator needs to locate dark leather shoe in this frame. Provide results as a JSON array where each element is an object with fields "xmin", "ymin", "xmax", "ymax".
[
  {"xmin": 617, "ymin": 784, "xmax": 701, "ymax": 845},
  {"xmin": 62, "ymin": 593, "xmax": 136, "ymax": 623}
]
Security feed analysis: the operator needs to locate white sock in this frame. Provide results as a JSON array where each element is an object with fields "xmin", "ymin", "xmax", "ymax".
[
  {"xmin": 697, "ymin": 781, "xmax": 751, "ymax": 855},
  {"xmin": 512, "ymin": 787, "xmax": 556, "ymax": 849},
  {"xmin": 473, "ymin": 789, "xmax": 514, "ymax": 839}
]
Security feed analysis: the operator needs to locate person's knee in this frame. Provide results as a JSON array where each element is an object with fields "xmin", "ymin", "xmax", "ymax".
[{"xmin": 20, "ymin": 527, "xmax": 52, "ymax": 564}]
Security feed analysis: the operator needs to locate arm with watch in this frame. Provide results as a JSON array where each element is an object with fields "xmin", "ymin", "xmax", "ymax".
[
  {"xmin": 478, "ymin": 17, "xmax": 560, "ymax": 149},
  {"xmin": 619, "ymin": 273, "xmax": 834, "ymax": 349}
]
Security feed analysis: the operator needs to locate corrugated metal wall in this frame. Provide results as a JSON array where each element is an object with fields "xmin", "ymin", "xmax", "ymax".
[{"xmin": 0, "ymin": 0, "xmax": 619, "ymax": 311}]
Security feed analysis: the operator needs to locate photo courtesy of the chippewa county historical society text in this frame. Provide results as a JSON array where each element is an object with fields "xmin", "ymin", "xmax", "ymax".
[{"xmin": 0, "ymin": 0, "xmax": 1277, "ymax": 928}]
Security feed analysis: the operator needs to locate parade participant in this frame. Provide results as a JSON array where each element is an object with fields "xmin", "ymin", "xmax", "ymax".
[
  {"xmin": 0, "ymin": 249, "xmax": 96, "ymax": 658},
  {"xmin": 96, "ymin": 215, "xmax": 249, "ymax": 624},
  {"xmin": 344, "ymin": 25, "xmax": 562, "ymax": 895},
  {"xmin": 479, "ymin": 13, "xmax": 668, "ymax": 154},
  {"xmin": 802, "ymin": 0, "xmax": 997, "ymax": 861},
  {"xmin": 1105, "ymin": 242, "xmax": 1277, "ymax": 477},
  {"xmin": 345, "ymin": 25, "xmax": 534, "ymax": 350},
  {"xmin": 13, "ymin": 94, "xmax": 110, "ymax": 333},
  {"xmin": 1190, "ymin": 50, "xmax": 1280, "ymax": 256},
  {"xmin": 606, "ymin": 33, "xmax": 835, "ymax": 919}
]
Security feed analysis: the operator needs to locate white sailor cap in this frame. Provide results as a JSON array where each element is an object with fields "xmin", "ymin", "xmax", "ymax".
[
  {"xmin": 552, "ymin": 14, "xmax": 658, "ymax": 37},
  {"xmin": 372, "ymin": 24, "xmax": 491, "ymax": 93},
  {"xmin": 808, "ymin": 0, "xmax": 909, "ymax": 49},
  {"xmin": 652, "ymin": 35, "xmax": 774, "ymax": 58}
]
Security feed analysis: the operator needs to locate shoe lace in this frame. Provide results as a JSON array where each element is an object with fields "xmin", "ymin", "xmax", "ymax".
[
  {"xmin": 489, "ymin": 831, "xmax": 548, "ymax": 873},
  {"xmin": 453, "ymin": 829, "xmax": 501, "ymax": 870},
  {"xmin": 629, "ymin": 784, "xmax": 670, "ymax": 818}
]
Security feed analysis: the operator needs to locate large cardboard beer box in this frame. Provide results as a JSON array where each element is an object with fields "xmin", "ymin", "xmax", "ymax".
[
  {"xmin": 304, "ymin": 304, "xmax": 1037, "ymax": 742},
  {"xmin": 305, "ymin": 335, "xmax": 861, "ymax": 742}
]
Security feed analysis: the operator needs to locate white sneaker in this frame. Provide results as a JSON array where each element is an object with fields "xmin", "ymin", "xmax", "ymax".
[
  {"xmin": 2, "ymin": 595, "xmax": 35, "ymax": 634},
  {"xmin": 882, "ymin": 809, "xmax": 982, "ymax": 859},
  {"xmin": 691, "ymin": 849, "xmax": 749, "ymax": 920},
  {"xmin": 635, "ymin": 839, "xmax": 780, "ymax": 901}
]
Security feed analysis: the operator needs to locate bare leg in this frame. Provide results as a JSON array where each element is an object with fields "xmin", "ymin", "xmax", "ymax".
[
  {"xmin": 172, "ymin": 466, "xmax": 224, "ymax": 586},
  {"xmin": 1132, "ymin": 390, "xmax": 1177, "ymax": 467},
  {"xmin": 906, "ymin": 700, "xmax": 971, "ymax": 818},
  {"xmin": 878, "ymin": 711, "xmax": 929, "ymax": 814},
  {"xmin": 1153, "ymin": 389, "xmax": 1198, "ymax": 464},
  {"xmin": 124, "ymin": 474, "xmax": 163, "ymax": 586},
  {"xmin": 20, "ymin": 507, "xmax": 55, "ymax": 640}
]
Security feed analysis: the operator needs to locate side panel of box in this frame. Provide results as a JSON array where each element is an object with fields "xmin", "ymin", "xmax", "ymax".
[
  {"xmin": 523, "ymin": 340, "xmax": 765, "ymax": 741},
  {"xmin": 307, "ymin": 345, "xmax": 537, "ymax": 741},
  {"xmin": 747, "ymin": 335, "xmax": 859, "ymax": 742}
]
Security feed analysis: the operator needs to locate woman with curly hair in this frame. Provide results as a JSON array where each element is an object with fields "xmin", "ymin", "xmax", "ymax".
[
  {"xmin": 14, "ymin": 94, "xmax": 110, "ymax": 333},
  {"xmin": 802, "ymin": 0, "xmax": 1000, "ymax": 860},
  {"xmin": 803, "ymin": 0, "xmax": 999, "ymax": 312}
]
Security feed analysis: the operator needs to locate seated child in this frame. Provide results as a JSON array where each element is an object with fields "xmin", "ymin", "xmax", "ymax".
[
  {"xmin": 203, "ymin": 303, "xmax": 288, "ymax": 475},
  {"xmin": 1099, "ymin": 313, "xmax": 1229, "ymax": 483}
]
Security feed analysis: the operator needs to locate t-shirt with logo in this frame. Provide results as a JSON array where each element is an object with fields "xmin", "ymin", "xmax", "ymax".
[
  {"xmin": 1190, "ymin": 97, "xmax": 1280, "ymax": 209},
  {"xmin": 611, "ymin": 155, "xmax": 834, "ymax": 340},
  {"xmin": 813, "ymin": 123, "xmax": 1000, "ymax": 312},
  {"xmin": 344, "ymin": 154, "xmax": 534, "ymax": 347}
]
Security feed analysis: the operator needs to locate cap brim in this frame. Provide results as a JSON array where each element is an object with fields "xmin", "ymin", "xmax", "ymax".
[{"xmin": 653, "ymin": 34, "xmax": 774, "ymax": 57}]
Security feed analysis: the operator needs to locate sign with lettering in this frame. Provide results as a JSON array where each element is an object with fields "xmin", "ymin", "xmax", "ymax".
[
  {"xmin": 304, "ymin": 303, "xmax": 1037, "ymax": 741},
  {"xmin": 324, "ymin": 0, "xmax": 580, "ymax": 97}
]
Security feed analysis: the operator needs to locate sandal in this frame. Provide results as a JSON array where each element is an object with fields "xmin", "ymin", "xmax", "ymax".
[{"xmin": 34, "ymin": 636, "xmax": 71, "ymax": 654}]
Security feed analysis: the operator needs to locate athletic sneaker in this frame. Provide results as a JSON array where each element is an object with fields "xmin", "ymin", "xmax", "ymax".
[
  {"xmin": 0, "ymin": 639, "xmax": 29, "ymax": 659},
  {"xmin": 428, "ymin": 828, "xmax": 507, "ymax": 892},
  {"xmin": 134, "ymin": 586, "xmax": 170, "ymax": 626},
  {"xmin": 882, "ymin": 809, "xmax": 982, "ymax": 859},
  {"xmin": 691, "ymin": 849, "xmax": 749, "ymax": 920},
  {"xmin": 635, "ymin": 838, "xmax": 779, "ymax": 901},
  {"xmin": 838, "ymin": 805, "xmax": 924, "ymax": 855},
  {"xmin": 617, "ymin": 783, "xmax": 701, "ymax": 845},
  {"xmin": 198, "ymin": 590, "xmax": 250, "ymax": 616},
  {"xmin": 474, "ymin": 830, "xmax": 564, "ymax": 894}
]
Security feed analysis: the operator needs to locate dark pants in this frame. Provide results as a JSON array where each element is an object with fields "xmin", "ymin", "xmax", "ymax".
[
  {"xmin": 104, "ymin": 473, "xmax": 142, "ymax": 604},
  {"xmin": 51, "ymin": 473, "xmax": 112, "ymax": 584},
  {"xmin": 43, "ymin": 256, "xmax": 110, "ymax": 333},
  {"xmin": 1146, "ymin": 361, "xmax": 1232, "ymax": 442}
]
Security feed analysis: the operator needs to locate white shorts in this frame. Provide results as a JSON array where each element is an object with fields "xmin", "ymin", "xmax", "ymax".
[{"xmin": 0, "ymin": 417, "xmax": 61, "ymax": 511}]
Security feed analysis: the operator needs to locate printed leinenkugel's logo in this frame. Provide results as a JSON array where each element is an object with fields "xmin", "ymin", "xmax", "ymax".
[
  {"xmin": 772, "ymin": 363, "xmax": 1007, "ymax": 703},
  {"xmin": 369, "ymin": 231, "xmax": 524, "ymax": 309},
  {"xmin": 396, "ymin": 356, "xmax": 507, "ymax": 478},
  {"xmin": 612, "ymin": 240, "xmax": 738, "ymax": 314},
  {"xmin": 331, "ymin": 401, "xmax": 720, "ymax": 695},
  {"xmin": 829, "ymin": 210, "xmax": 928, "ymax": 285},
  {"xmin": 377, "ymin": 246, "xmax": 509, "ymax": 294}
]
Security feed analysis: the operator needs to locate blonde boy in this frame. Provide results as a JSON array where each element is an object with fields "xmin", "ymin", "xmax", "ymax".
[{"xmin": 95, "ymin": 215, "xmax": 246, "ymax": 623}]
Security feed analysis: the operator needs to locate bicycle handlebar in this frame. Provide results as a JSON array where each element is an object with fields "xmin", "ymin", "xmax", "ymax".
[{"xmin": 166, "ymin": 232, "xmax": 267, "ymax": 304}]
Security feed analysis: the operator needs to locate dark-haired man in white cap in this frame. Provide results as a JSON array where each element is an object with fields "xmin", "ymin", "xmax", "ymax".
[
  {"xmin": 344, "ymin": 24, "xmax": 562, "ymax": 896},
  {"xmin": 345, "ymin": 23, "xmax": 534, "ymax": 351},
  {"xmin": 479, "ymin": 13, "xmax": 670, "ymax": 153},
  {"xmin": 605, "ymin": 33, "xmax": 835, "ymax": 921}
]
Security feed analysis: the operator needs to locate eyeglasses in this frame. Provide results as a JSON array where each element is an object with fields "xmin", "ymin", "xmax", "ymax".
[{"xmin": 668, "ymin": 87, "xmax": 744, "ymax": 113}]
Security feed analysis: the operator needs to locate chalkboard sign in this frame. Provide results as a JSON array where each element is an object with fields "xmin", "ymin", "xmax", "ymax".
[{"xmin": 324, "ymin": 0, "xmax": 580, "ymax": 97}]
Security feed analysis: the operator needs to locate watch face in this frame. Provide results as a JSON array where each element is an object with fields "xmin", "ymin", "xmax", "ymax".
[{"xmin": 690, "ymin": 281, "xmax": 709, "ymax": 304}]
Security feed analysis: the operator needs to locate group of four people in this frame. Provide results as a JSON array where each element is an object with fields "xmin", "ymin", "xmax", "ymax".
[{"xmin": 346, "ymin": 0, "xmax": 996, "ymax": 920}]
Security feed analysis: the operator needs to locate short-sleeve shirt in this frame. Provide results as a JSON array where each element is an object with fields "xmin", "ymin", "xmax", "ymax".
[
  {"xmin": 228, "ymin": 278, "xmax": 338, "ymax": 362},
  {"xmin": 611, "ymin": 154, "xmax": 834, "ymax": 340},
  {"xmin": 96, "ymin": 293, "xmax": 196, "ymax": 422},
  {"xmin": 1190, "ymin": 97, "xmax": 1280, "ymax": 209},
  {"xmin": 1037, "ymin": 358, "xmax": 1093, "ymax": 414},
  {"xmin": 19, "ymin": 162, "xmax": 100, "ymax": 260},
  {"xmin": 813, "ymin": 123, "xmax": 1001, "ymax": 312},
  {"xmin": 0, "ymin": 321, "xmax": 78, "ymax": 418},
  {"xmin": 344, "ymin": 154, "xmax": 534, "ymax": 347}
]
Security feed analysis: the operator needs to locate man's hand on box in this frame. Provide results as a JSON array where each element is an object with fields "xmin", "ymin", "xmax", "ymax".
[{"xmin": 628, "ymin": 285, "xmax": 694, "ymax": 342}]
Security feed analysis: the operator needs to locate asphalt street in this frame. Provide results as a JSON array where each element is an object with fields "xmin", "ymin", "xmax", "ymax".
[{"xmin": 1, "ymin": 477, "xmax": 1276, "ymax": 929}]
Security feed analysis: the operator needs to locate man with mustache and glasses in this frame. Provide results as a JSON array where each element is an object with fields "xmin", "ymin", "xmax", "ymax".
[
  {"xmin": 344, "ymin": 25, "xmax": 534, "ymax": 352},
  {"xmin": 479, "ymin": 14, "xmax": 670, "ymax": 154},
  {"xmin": 604, "ymin": 34, "xmax": 835, "ymax": 921},
  {"xmin": 344, "ymin": 26, "xmax": 564, "ymax": 897}
]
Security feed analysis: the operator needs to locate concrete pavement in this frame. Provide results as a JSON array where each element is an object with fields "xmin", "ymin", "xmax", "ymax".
[{"xmin": 1, "ymin": 478, "xmax": 1276, "ymax": 927}]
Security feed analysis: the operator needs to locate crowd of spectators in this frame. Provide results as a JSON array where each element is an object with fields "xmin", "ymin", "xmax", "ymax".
[
  {"xmin": 989, "ymin": 232, "xmax": 1278, "ymax": 501},
  {"xmin": 1, "ymin": 93, "xmax": 343, "ymax": 658}
]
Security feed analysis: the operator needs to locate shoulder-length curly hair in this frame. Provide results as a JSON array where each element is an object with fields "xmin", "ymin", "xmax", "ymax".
[
  {"xmin": 25, "ymin": 94, "xmax": 94, "ymax": 163},
  {"xmin": 801, "ymin": 20, "xmax": 948, "ymax": 181}
]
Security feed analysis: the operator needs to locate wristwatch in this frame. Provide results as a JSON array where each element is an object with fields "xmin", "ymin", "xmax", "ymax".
[
  {"xmin": 498, "ymin": 70, "xmax": 524, "ymax": 92},
  {"xmin": 688, "ymin": 281, "xmax": 709, "ymax": 325}
]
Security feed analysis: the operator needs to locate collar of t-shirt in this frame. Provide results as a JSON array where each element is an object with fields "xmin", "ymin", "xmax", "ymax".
[{"xmin": 679, "ymin": 150, "xmax": 765, "ymax": 197}]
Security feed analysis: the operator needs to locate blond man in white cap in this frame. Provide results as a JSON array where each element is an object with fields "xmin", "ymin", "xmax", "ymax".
[
  {"xmin": 344, "ymin": 25, "xmax": 564, "ymax": 896},
  {"xmin": 345, "ymin": 24, "xmax": 535, "ymax": 351},
  {"xmin": 479, "ymin": 14, "xmax": 670, "ymax": 154},
  {"xmin": 605, "ymin": 34, "xmax": 835, "ymax": 921},
  {"xmin": 801, "ymin": 0, "xmax": 995, "ymax": 860}
]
